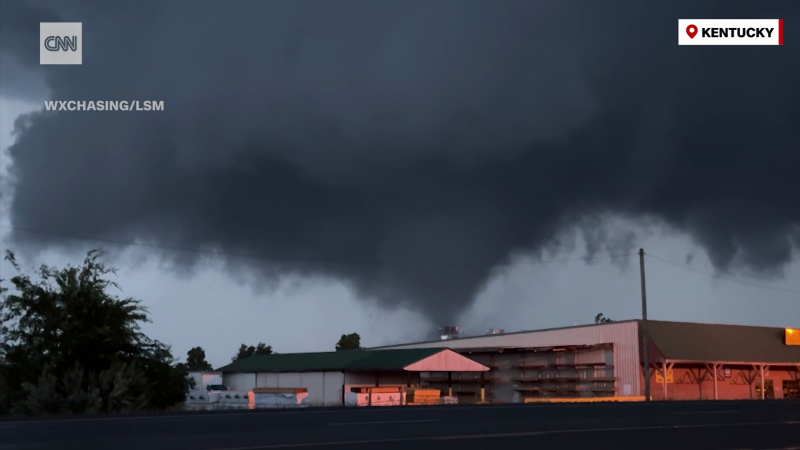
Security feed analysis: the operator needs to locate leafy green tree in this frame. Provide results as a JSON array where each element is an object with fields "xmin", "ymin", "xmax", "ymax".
[
  {"xmin": 335, "ymin": 333, "xmax": 361, "ymax": 351},
  {"xmin": 185, "ymin": 347, "xmax": 213, "ymax": 371},
  {"xmin": 595, "ymin": 313, "xmax": 614, "ymax": 324},
  {"xmin": 0, "ymin": 250, "xmax": 190, "ymax": 416},
  {"xmin": 231, "ymin": 342, "xmax": 272, "ymax": 362}
]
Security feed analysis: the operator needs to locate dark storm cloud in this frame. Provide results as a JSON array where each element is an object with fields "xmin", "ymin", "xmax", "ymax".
[
  {"xmin": 3, "ymin": 0, "xmax": 799, "ymax": 324},
  {"xmin": 0, "ymin": 0, "xmax": 56, "ymax": 100}
]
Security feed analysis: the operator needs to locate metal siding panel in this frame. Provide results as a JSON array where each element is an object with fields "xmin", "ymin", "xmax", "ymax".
[
  {"xmin": 223, "ymin": 373, "xmax": 256, "ymax": 391},
  {"xmin": 221, "ymin": 373, "xmax": 235, "ymax": 390},
  {"xmin": 376, "ymin": 371, "xmax": 410, "ymax": 385},
  {"xmin": 323, "ymin": 372, "xmax": 345, "ymax": 405},
  {"xmin": 344, "ymin": 372, "xmax": 375, "ymax": 384},
  {"xmin": 277, "ymin": 373, "xmax": 302, "ymax": 388},
  {"xmin": 382, "ymin": 321, "xmax": 642, "ymax": 397},
  {"xmin": 256, "ymin": 373, "xmax": 279, "ymax": 388},
  {"xmin": 299, "ymin": 372, "xmax": 325, "ymax": 405}
]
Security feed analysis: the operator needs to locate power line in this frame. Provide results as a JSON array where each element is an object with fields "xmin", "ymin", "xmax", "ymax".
[
  {"xmin": 646, "ymin": 253, "xmax": 800, "ymax": 296},
  {"xmin": 0, "ymin": 225, "xmax": 633, "ymax": 268}
]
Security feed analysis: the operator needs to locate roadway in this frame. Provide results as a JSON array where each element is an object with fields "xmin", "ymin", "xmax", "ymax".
[{"xmin": 1, "ymin": 400, "xmax": 799, "ymax": 450}]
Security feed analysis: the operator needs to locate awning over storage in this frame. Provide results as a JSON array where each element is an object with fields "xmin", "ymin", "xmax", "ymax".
[
  {"xmin": 402, "ymin": 349, "xmax": 488, "ymax": 372},
  {"xmin": 646, "ymin": 320, "xmax": 800, "ymax": 366}
]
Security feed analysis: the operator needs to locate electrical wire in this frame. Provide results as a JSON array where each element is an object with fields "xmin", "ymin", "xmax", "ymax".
[
  {"xmin": 646, "ymin": 253, "xmax": 800, "ymax": 296},
  {"xmin": 0, "ymin": 225, "xmax": 632, "ymax": 268}
]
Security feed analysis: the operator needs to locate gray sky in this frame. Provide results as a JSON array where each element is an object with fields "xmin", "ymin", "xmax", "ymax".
[{"xmin": 1, "ymin": 0, "xmax": 799, "ymax": 368}]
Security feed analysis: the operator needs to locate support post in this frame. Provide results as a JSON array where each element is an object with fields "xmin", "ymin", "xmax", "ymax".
[
  {"xmin": 639, "ymin": 248, "xmax": 651, "ymax": 402},
  {"xmin": 760, "ymin": 365, "xmax": 765, "ymax": 400},
  {"xmin": 448, "ymin": 371, "xmax": 453, "ymax": 397},
  {"xmin": 480, "ymin": 371, "xmax": 485, "ymax": 402},
  {"xmin": 714, "ymin": 364, "xmax": 719, "ymax": 400},
  {"xmin": 662, "ymin": 361, "xmax": 668, "ymax": 400}
]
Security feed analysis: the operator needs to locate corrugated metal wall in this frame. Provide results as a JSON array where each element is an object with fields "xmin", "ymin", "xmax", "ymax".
[
  {"xmin": 223, "ymin": 372, "xmax": 257, "ymax": 391},
  {"xmin": 323, "ymin": 372, "xmax": 346, "ymax": 405},
  {"xmin": 379, "ymin": 321, "xmax": 642, "ymax": 398},
  {"xmin": 343, "ymin": 371, "xmax": 410, "ymax": 386},
  {"xmin": 222, "ymin": 371, "xmax": 419, "ymax": 406},
  {"xmin": 254, "ymin": 372, "xmax": 344, "ymax": 405},
  {"xmin": 255, "ymin": 372, "xmax": 344, "ymax": 406}
]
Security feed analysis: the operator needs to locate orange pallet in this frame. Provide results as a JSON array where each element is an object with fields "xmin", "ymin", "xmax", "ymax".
[{"xmin": 407, "ymin": 389, "xmax": 440, "ymax": 396}]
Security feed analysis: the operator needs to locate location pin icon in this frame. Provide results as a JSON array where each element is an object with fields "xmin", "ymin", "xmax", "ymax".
[{"xmin": 686, "ymin": 25, "xmax": 697, "ymax": 39}]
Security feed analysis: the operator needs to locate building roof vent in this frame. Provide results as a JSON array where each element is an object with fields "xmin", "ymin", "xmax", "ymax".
[{"xmin": 439, "ymin": 326, "xmax": 462, "ymax": 340}]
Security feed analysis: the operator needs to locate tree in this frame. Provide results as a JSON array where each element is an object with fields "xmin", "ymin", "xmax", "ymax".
[
  {"xmin": 595, "ymin": 313, "xmax": 614, "ymax": 324},
  {"xmin": 0, "ymin": 250, "xmax": 190, "ymax": 416},
  {"xmin": 231, "ymin": 342, "xmax": 272, "ymax": 362},
  {"xmin": 335, "ymin": 333, "xmax": 361, "ymax": 351},
  {"xmin": 185, "ymin": 347, "xmax": 213, "ymax": 371}
]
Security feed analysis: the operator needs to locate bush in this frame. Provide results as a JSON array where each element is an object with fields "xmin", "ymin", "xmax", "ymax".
[{"xmin": 0, "ymin": 250, "xmax": 191, "ymax": 416}]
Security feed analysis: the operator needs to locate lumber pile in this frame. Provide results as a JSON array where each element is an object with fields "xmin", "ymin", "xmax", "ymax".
[
  {"xmin": 252, "ymin": 387, "xmax": 307, "ymax": 394},
  {"xmin": 406, "ymin": 388, "xmax": 440, "ymax": 405},
  {"xmin": 350, "ymin": 387, "xmax": 402, "ymax": 394}
]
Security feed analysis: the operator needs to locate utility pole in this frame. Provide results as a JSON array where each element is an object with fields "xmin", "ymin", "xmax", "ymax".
[{"xmin": 639, "ymin": 248, "xmax": 651, "ymax": 402}]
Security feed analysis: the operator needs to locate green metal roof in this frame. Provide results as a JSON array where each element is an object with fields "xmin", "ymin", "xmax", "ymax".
[
  {"xmin": 216, "ymin": 348, "xmax": 449, "ymax": 373},
  {"xmin": 646, "ymin": 320, "xmax": 800, "ymax": 365}
]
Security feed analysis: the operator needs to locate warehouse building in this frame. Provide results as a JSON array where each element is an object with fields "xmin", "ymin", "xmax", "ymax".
[
  {"xmin": 375, "ymin": 320, "xmax": 800, "ymax": 402},
  {"xmin": 216, "ymin": 348, "xmax": 488, "ymax": 406}
]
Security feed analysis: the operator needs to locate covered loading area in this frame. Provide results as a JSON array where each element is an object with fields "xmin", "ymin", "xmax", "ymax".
[
  {"xmin": 644, "ymin": 321, "xmax": 800, "ymax": 400},
  {"xmin": 218, "ymin": 348, "xmax": 489, "ymax": 406}
]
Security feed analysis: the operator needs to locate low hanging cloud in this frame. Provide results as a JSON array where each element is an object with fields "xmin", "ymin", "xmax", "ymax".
[{"xmin": 2, "ymin": 0, "xmax": 799, "ymax": 325}]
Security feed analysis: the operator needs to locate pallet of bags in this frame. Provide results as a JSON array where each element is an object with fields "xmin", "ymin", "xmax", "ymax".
[
  {"xmin": 185, "ymin": 389, "xmax": 221, "ymax": 410},
  {"xmin": 218, "ymin": 391, "xmax": 251, "ymax": 409},
  {"xmin": 442, "ymin": 396, "xmax": 458, "ymax": 405}
]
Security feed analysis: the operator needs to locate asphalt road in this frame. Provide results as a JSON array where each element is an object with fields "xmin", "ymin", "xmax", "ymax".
[{"xmin": 2, "ymin": 400, "xmax": 799, "ymax": 450}]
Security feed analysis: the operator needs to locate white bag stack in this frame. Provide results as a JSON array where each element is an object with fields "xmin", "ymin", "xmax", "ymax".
[
  {"xmin": 250, "ymin": 388, "xmax": 309, "ymax": 409},
  {"xmin": 442, "ymin": 396, "xmax": 458, "ymax": 405},
  {"xmin": 252, "ymin": 392, "xmax": 309, "ymax": 408},
  {"xmin": 185, "ymin": 389, "xmax": 222, "ymax": 410},
  {"xmin": 186, "ymin": 389, "xmax": 220, "ymax": 404},
  {"xmin": 218, "ymin": 391, "xmax": 251, "ymax": 409}
]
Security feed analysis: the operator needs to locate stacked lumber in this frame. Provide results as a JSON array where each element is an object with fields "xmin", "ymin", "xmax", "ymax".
[
  {"xmin": 252, "ymin": 387, "xmax": 307, "ymax": 394},
  {"xmin": 406, "ymin": 388, "xmax": 440, "ymax": 405},
  {"xmin": 350, "ymin": 387, "xmax": 402, "ymax": 394}
]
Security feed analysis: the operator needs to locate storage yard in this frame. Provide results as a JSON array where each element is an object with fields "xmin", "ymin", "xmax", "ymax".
[
  {"xmin": 188, "ymin": 348, "xmax": 487, "ymax": 409},
  {"xmin": 378, "ymin": 320, "xmax": 800, "ymax": 402},
  {"xmin": 186, "ymin": 320, "xmax": 800, "ymax": 410}
]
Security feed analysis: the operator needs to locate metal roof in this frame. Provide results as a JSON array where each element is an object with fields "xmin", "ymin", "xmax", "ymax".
[
  {"xmin": 370, "ymin": 320, "xmax": 639, "ymax": 349},
  {"xmin": 646, "ymin": 320, "xmax": 800, "ymax": 365},
  {"xmin": 216, "ymin": 348, "xmax": 454, "ymax": 373}
]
